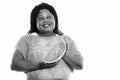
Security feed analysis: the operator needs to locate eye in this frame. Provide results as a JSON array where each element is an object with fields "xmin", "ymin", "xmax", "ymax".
[
  {"xmin": 38, "ymin": 17, "xmax": 44, "ymax": 21},
  {"xmin": 47, "ymin": 15, "xmax": 52, "ymax": 19}
]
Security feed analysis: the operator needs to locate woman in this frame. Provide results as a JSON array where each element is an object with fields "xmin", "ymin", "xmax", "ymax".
[{"xmin": 11, "ymin": 2, "xmax": 83, "ymax": 80}]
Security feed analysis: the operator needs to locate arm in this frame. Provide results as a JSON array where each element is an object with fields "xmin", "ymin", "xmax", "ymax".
[
  {"xmin": 63, "ymin": 51, "xmax": 83, "ymax": 70},
  {"xmin": 11, "ymin": 50, "xmax": 59, "ymax": 73},
  {"xmin": 11, "ymin": 50, "xmax": 40, "ymax": 72},
  {"xmin": 62, "ymin": 36, "xmax": 83, "ymax": 71},
  {"xmin": 11, "ymin": 36, "xmax": 41, "ymax": 72}
]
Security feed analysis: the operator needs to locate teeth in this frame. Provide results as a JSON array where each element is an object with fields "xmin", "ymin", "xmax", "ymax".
[
  {"xmin": 45, "ymin": 24, "xmax": 49, "ymax": 26},
  {"xmin": 43, "ymin": 24, "xmax": 49, "ymax": 27}
]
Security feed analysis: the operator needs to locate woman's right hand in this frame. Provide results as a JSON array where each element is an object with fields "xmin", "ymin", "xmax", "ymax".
[{"xmin": 39, "ymin": 61, "xmax": 59, "ymax": 69}]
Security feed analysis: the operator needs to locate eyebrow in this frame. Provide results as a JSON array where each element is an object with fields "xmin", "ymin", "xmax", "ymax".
[{"xmin": 38, "ymin": 14, "xmax": 53, "ymax": 17}]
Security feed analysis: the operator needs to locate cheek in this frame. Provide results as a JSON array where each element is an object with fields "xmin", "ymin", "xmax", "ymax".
[
  {"xmin": 36, "ymin": 20, "xmax": 43, "ymax": 26},
  {"xmin": 52, "ymin": 20, "xmax": 55, "ymax": 27},
  {"xmin": 37, "ymin": 21, "xmax": 43, "ymax": 25},
  {"xmin": 52, "ymin": 22, "xmax": 55, "ymax": 29},
  {"xmin": 36, "ymin": 23, "xmax": 42, "ymax": 30}
]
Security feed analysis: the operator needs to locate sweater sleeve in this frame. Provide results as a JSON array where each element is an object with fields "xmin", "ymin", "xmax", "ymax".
[
  {"xmin": 15, "ymin": 35, "xmax": 28, "ymax": 60},
  {"xmin": 62, "ymin": 35, "xmax": 83, "ymax": 61},
  {"xmin": 63, "ymin": 36, "xmax": 78, "ymax": 53}
]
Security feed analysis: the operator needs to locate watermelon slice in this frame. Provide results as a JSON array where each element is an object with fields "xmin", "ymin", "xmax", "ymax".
[{"xmin": 44, "ymin": 39, "xmax": 66, "ymax": 63}]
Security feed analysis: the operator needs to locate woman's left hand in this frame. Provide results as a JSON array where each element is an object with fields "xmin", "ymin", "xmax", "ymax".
[
  {"xmin": 39, "ymin": 61, "xmax": 60, "ymax": 69},
  {"xmin": 62, "ymin": 52, "xmax": 83, "ymax": 70}
]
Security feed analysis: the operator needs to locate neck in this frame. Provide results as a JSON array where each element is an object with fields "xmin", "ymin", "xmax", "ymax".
[{"xmin": 37, "ymin": 31, "xmax": 56, "ymax": 37}]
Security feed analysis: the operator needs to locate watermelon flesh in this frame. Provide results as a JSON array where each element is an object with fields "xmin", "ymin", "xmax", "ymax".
[{"xmin": 44, "ymin": 40, "xmax": 66, "ymax": 63}]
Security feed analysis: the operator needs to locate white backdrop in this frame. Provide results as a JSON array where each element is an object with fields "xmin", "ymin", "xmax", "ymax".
[{"xmin": 0, "ymin": 0, "xmax": 120, "ymax": 80}]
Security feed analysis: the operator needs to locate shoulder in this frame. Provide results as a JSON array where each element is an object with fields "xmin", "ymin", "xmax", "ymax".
[
  {"xmin": 60, "ymin": 35, "xmax": 74, "ymax": 44},
  {"xmin": 18, "ymin": 34, "xmax": 29, "ymax": 41},
  {"xmin": 17, "ymin": 34, "xmax": 36, "ymax": 44},
  {"xmin": 19, "ymin": 33, "xmax": 38, "ymax": 41}
]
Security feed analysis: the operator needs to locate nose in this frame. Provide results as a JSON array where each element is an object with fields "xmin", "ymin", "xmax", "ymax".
[
  {"xmin": 42, "ymin": 18, "xmax": 53, "ymax": 24},
  {"xmin": 42, "ymin": 19, "xmax": 51, "ymax": 23}
]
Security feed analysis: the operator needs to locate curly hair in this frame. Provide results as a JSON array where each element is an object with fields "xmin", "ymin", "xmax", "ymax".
[{"xmin": 28, "ymin": 2, "xmax": 63, "ymax": 35}]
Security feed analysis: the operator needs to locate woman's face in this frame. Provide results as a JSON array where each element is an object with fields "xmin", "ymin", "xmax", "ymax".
[{"xmin": 36, "ymin": 9, "xmax": 55, "ymax": 33}]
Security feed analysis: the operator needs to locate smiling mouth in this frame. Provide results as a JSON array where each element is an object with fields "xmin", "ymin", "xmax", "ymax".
[
  {"xmin": 42, "ymin": 22, "xmax": 52, "ymax": 28},
  {"xmin": 43, "ymin": 24, "xmax": 50, "ymax": 28}
]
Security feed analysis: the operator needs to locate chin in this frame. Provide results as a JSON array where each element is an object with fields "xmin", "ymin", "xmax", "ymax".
[
  {"xmin": 43, "ymin": 30, "xmax": 53, "ymax": 33},
  {"xmin": 44, "ymin": 29, "xmax": 53, "ymax": 32}
]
